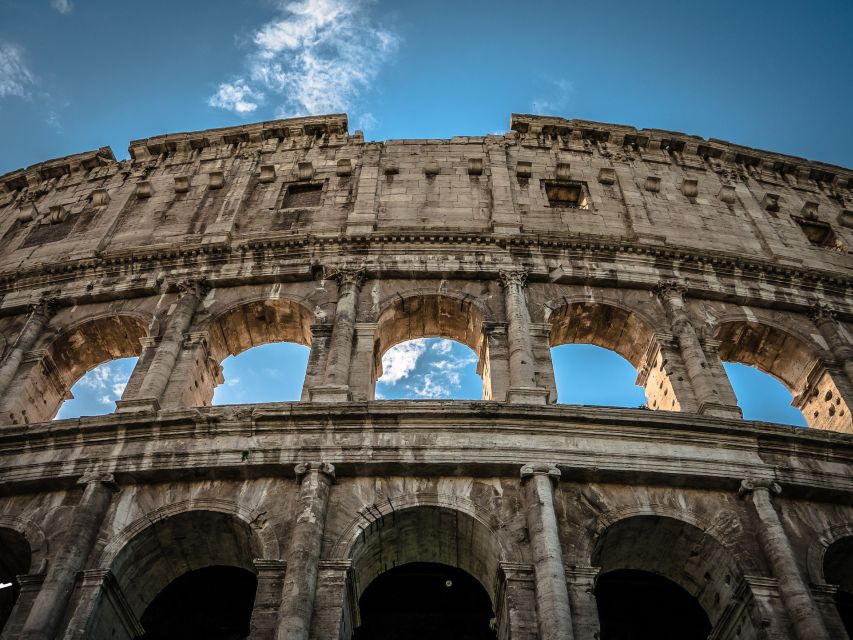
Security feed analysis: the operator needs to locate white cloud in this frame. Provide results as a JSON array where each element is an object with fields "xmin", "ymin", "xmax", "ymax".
[
  {"xmin": 50, "ymin": 0, "xmax": 73, "ymax": 14},
  {"xmin": 380, "ymin": 339, "xmax": 426, "ymax": 384},
  {"xmin": 79, "ymin": 365, "xmax": 113, "ymax": 391},
  {"xmin": 530, "ymin": 78, "xmax": 574, "ymax": 116},
  {"xmin": 412, "ymin": 373, "xmax": 450, "ymax": 399},
  {"xmin": 98, "ymin": 394, "xmax": 113, "ymax": 405},
  {"xmin": 208, "ymin": 81, "xmax": 262, "ymax": 114},
  {"xmin": 431, "ymin": 339, "xmax": 453, "ymax": 355},
  {"xmin": 210, "ymin": 0, "xmax": 397, "ymax": 117},
  {"xmin": 76, "ymin": 363, "xmax": 132, "ymax": 403},
  {"xmin": 0, "ymin": 41, "xmax": 34, "ymax": 99},
  {"xmin": 111, "ymin": 382, "xmax": 127, "ymax": 398}
]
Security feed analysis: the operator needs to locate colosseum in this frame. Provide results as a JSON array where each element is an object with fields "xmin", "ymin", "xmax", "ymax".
[{"xmin": 0, "ymin": 112, "xmax": 851, "ymax": 639}]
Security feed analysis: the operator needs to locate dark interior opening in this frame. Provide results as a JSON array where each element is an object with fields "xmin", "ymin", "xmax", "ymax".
[
  {"xmin": 0, "ymin": 528, "xmax": 30, "ymax": 634},
  {"xmin": 139, "ymin": 565, "xmax": 257, "ymax": 640},
  {"xmin": 353, "ymin": 562, "xmax": 496, "ymax": 640},
  {"xmin": 596, "ymin": 569, "xmax": 712, "ymax": 640},
  {"xmin": 544, "ymin": 181, "xmax": 587, "ymax": 209},
  {"xmin": 824, "ymin": 537, "xmax": 853, "ymax": 636}
]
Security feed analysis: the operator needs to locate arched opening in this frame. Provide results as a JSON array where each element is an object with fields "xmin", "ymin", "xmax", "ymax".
[
  {"xmin": 592, "ymin": 515, "xmax": 755, "ymax": 639},
  {"xmin": 346, "ymin": 506, "xmax": 504, "ymax": 639},
  {"xmin": 87, "ymin": 510, "xmax": 261, "ymax": 640},
  {"xmin": 138, "ymin": 566, "xmax": 257, "ymax": 639},
  {"xmin": 596, "ymin": 569, "xmax": 711, "ymax": 639},
  {"xmin": 372, "ymin": 295, "xmax": 488, "ymax": 400},
  {"xmin": 213, "ymin": 343, "xmax": 309, "ymax": 404},
  {"xmin": 55, "ymin": 356, "xmax": 138, "ymax": 419},
  {"xmin": 0, "ymin": 527, "xmax": 30, "ymax": 634},
  {"xmin": 353, "ymin": 562, "xmax": 496, "ymax": 639},
  {"xmin": 7, "ymin": 314, "xmax": 147, "ymax": 424},
  {"xmin": 824, "ymin": 536, "xmax": 853, "ymax": 636},
  {"xmin": 549, "ymin": 302, "xmax": 680, "ymax": 410},
  {"xmin": 375, "ymin": 338, "xmax": 480, "ymax": 400},
  {"xmin": 551, "ymin": 344, "xmax": 646, "ymax": 407},
  {"xmin": 195, "ymin": 298, "xmax": 313, "ymax": 406},
  {"xmin": 716, "ymin": 321, "xmax": 852, "ymax": 431},
  {"xmin": 723, "ymin": 361, "xmax": 807, "ymax": 426}
]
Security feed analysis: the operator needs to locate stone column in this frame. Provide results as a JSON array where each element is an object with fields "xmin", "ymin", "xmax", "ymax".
[
  {"xmin": 301, "ymin": 324, "xmax": 333, "ymax": 401},
  {"xmin": 61, "ymin": 569, "xmax": 142, "ymax": 640},
  {"xmin": 811, "ymin": 584, "xmax": 850, "ymax": 640},
  {"xmin": 656, "ymin": 282, "xmax": 741, "ymax": 418},
  {"xmin": 501, "ymin": 271, "xmax": 548, "ymax": 404},
  {"xmin": 520, "ymin": 464, "xmax": 574, "ymax": 640},
  {"xmin": 309, "ymin": 560, "xmax": 354, "ymax": 640},
  {"xmin": 480, "ymin": 322, "xmax": 510, "ymax": 402},
  {"xmin": 566, "ymin": 566, "xmax": 601, "ymax": 640},
  {"xmin": 277, "ymin": 462, "xmax": 335, "ymax": 640},
  {"xmin": 810, "ymin": 303, "xmax": 853, "ymax": 389},
  {"xmin": 250, "ymin": 559, "xmax": 288, "ymax": 640},
  {"xmin": 311, "ymin": 269, "xmax": 364, "ymax": 402},
  {"xmin": 739, "ymin": 479, "xmax": 830, "ymax": 640},
  {"xmin": 0, "ymin": 299, "xmax": 55, "ymax": 400},
  {"xmin": 117, "ymin": 280, "xmax": 207, "ymax": 411},
  {"xmin": 20, "ymin": 472, "xmax": 118, "ymax": 640},
  {"xmin": 496, "ymin": 562, "xmax": 538, "ymax": 640}
]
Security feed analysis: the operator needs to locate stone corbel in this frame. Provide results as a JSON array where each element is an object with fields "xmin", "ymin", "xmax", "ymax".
[
  {"xmin": 681, "ymin": 178, "xmax": 699, "ymax": 198},
  {"xmin": 336, "ymin": 159, "xmax": 353, "ymax": 177},
  {"xmin": 297, "ymin": 161, "xmax": 314, "ymax": 181},
  {"xmin": 44, "ymin": 205, "xmax": 68, "ymax": 225},
  {"xmin": 597, "ymin": 167, "xmax": 616, "ymax": 185},
  {"xmin": 259, "ymin": 164, "xmax": 277, "ymax": 183},
  {"xmin": 90, "ymin": 189, "xmax": 110, "ymax": 207},
  {"xmin": 644, "ymin": 175, "xmax": 661, "ymax": 193},
  {"xmin": 16, "ymin": 202, "xmax": 39, "ymax": 223},
  {"xmin": 555, "ymin": 162, "xmax": 572, "ymax": 181},
  {"xmin": 135, "ymin": 180, "xmax": 152, "ymax": 198},
  {"xmin": 423, "ymin": 161, "xmax": 440, "ymax": 176},
  {"xmin": 718, "ymin": 184, "xmax": 737, "ymax": 204},
  {"xmin": 174, "ymin": 175, "xmax": 191, "ymax": 193},
  {"xmin": 761, "ymin": 192, "xmax": 781, "ymax": 212},
  {"xmin": 801, "ymin": 201, "xmax": 819, "ymax": 219},
  {"xmin": 515, "ymin": 161, "xmax": 532, "ymax": 179},
  {"xmin": 208, "ymin": 171, "xmax": 224, "ymax": 190},
  {"xmin": 467, "ymin": 158, "xmax": 484, "ymax": 176}
]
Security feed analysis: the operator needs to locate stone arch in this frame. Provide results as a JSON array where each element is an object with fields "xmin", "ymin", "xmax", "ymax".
[
  {"xmin": 371, "ymin": 292, "xmax": 489, "ymax": 398},
  {"xmin": 590, "ymin": 511, "xmax": 758, "ymax": 634},
  {"xmin": 807, "ymin": 521, "xmax": 853, "ymax": 585},
  {"xmin": 0, "ymin": 514, "xmax": 47, "ymax": 574},
  {"xmin": 714, "ymin": 318, "xmax": 852, "ymax": 431},
  {"xmin": 87, "ymin": 505, "xmax": 269, "ymax": 639},
  {"xmin": 8, "ymin": 312, "xmax": 149, "ymax": 423},
  {"xmin": 182, "ymin": 295, "xmax": 315, "ymax": 406},
  {"xmin": 547, "ymin": 299, "xmax": 687, "ymax": 411}
]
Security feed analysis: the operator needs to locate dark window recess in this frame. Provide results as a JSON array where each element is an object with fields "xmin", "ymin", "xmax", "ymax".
[
  {"xmin": 794, "ymin": 217, "xmax": 845, "ymax": 252},
  {"xmin": 544, "ymin": 181, "xmax": 589, "ymax": 209},
  {"xmin": 21, "ymin": 210, "xmax": 96, "ymax": 248},
  {"xmin": 282, "ymin": 182, "xmax": 322, "ymax": 209}
]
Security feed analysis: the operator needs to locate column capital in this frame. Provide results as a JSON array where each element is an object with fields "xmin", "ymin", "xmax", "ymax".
[
  {"xmin": 294, "ymin": 461, "xmax": 336, "ymax": 483},
  {"xmin": 29, "ymin": 296, "xmax": 58, "ymax": 319},
  {"xmin": 520, "ymin": 463, "xmax": 561, "ymax": 484},
  {"xmin": 499, "ymin": 269, "xmax": 528, "ymax": 289},
  {"xmin": 808, "ymin": 302, "xmax": 837, "ymax": 325},
  {"xmin": 173, "ymin": 278, "xmax": 211, "ymax": 299},
  {"xmin": 77, "ymin": 471, "xmax": 118, "ymax": 491},
  {"xmin": 738, "ymin": 478, "xmax": 781, "ymax": 498},
  {"xmin": 326, "ymin": 266, "xmax": 366, "ymax": 289},
  {"xmin": 654, "ymin": 280, "xmax": 687, "ymax": 302}
]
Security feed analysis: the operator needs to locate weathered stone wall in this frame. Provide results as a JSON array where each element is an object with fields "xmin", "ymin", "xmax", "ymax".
[{"xmin": 0, "ymin": 113, "xmax": 851, "ymax": 639}]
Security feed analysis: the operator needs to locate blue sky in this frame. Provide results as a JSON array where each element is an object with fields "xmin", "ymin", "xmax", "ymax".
[{"xmin": 3, "ymin": 0, "xmax": 842, "ymax": 425}]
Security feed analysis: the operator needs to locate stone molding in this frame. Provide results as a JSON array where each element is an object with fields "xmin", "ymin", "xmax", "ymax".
[
  {"xmin": 294, "ymin": 462, "xmax": 336, "ymax": 483},
  {"xmin": 520, "ymin": 463, "xmax": 561, "ymax": 484}
]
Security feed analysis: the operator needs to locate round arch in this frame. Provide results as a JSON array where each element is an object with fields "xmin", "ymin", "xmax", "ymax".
[
  {"xmin": 808, "ymin": 522, "xmax": 853, "ymax": 585},
  {"xmin": 590, "ymin": 513, "xmax": 755, "ymax": 632},
  {"xmin": 0, "ymin": 514, "xmax": 47, "ymax": 574},
  {"xmin": 87, "ymin": 507, "xmax": 266, "ymax": 639}
]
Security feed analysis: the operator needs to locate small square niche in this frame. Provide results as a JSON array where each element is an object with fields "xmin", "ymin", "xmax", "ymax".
[
  {"xmin": 544, "ymin": 181, "xmax": 589, "ymax": 210},
  {"xmin": 281, "ymin": 182, "xmax": 323, "ymax": 209},
  {"xmin": 794, "ymin": 217, "xmax": 845, "ymax": 252}
]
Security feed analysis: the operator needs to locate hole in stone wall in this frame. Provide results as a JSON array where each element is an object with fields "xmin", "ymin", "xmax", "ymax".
[
  {"xmin": 794, "ymin": 217, "xmax": 846, "ymax": 252},
  {"xmin": 353, "ymin": 562, "xmax": 496, "ymax": 640},
  {"xmin": 375, "ymin": 338, "xmax": 480, "ymax": 400},
  {"xmin": 138, "ymin": 565, "xmax": 257, "ymax": 640},
  {"xmin": 281, "ymin": 182, "xmax": 322, "ymax": 209},
  {"xmin": 55, "ymin": 356, "xmax": 138, "ymax": 419},
  {"xmin": 0, "ymin": 528, "xmax": 30, "ymax": 635},
  {"xmin": 543, "ymin": 181, "xmax": 589, "ymax": 209},
  {"xmin": 596, "ymin": 569, "xmax": 712, "ymax": 640},
  {"xmin": 213, "ymin": 342, "xmax": 309, "ymax": 404},
  {"xmin": 551, "ymin": 344, "xmax": 646, "ymax": 408},
  {"xmin": 723, "ymin": 362, "xmax": 807, "ymax": 426}
]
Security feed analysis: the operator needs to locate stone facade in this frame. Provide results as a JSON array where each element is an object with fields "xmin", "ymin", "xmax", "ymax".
[{"xmin": 0, "ymin": 113, "xmax": 851, "ymax": 638}]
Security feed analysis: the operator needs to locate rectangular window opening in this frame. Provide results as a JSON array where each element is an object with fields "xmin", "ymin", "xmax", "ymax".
[
  {"xmin": 281, "ymin": 182, "xmax": 323, "ymax": 209},
  {"xmin": 795, "ymin": 217, "xmax": 846, "ymax": 252},
  {"xmin": 544, "ymin": 181, "xmax": 589, "ymax": 210}
]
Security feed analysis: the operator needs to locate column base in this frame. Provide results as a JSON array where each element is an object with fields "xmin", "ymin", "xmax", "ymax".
[
  {"xmin": 309, "ymin": 386, "xmax": 353, "ymax": 402},
  {"xmin": 114, "ymin": 397, "xmax": 160, "ymax": 413},
  {"xmin": 698, "ymin": 401, "xmax": 742, "ymax": 419},
  {"xmin": 506, "ymin": 387, "xmax": 550, "ymax": 405}
]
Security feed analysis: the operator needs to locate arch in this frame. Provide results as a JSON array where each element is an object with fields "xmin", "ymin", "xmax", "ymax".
[
  {"xmin": 547, "ymin": 300, "xmax": 684, "ymax": 411},
  {"xmin": 807, "ymin": 522, "xmax": 853, "ymax": 586},
  {"xmin": 184, "ymin": 296, "xmax": 314, "ymax": 407},
  {"xmin": 88, "ymin": 508, "xmax": 265, "ymax": 639},
  {"xmin": 0, "ymin": 514, "xmax": 47, "ymax": 574},
  {"xmin": 715, "ymin": 319, "xmax": 852, "ymax": 431},
  {"xmin": 0, "ymin": 526, "xmax": 32, "ymax": 635},
  {"xmin": 8, "ymin": 312, "xmax": 149, "ymax": 423},
  {"xmin": 590, "ymin": 513, "xmax": 756, "ymax": 633},
  {"xmin": 372, "ymin": 293, "xmax": 488, "ymax": 398}
]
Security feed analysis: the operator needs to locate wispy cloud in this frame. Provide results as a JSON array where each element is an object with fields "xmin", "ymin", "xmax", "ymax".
[
  {"xmin": 0, "ymin": 41, "xmax": 35, "ymax": 99},
  {"xmin": 50, "ymin": 0, "xmax": 73, "ymax": 14},
  {"xmin": 380, "ymin": 339, "xmax": 426, "ymax": 384},
  {"xmin": 77, "ymin": 364, "xmax": 131, "ymax": 405},
  {"xmin": 530, "ymin": 78, "xmax": 573, "ymax": 116},
  {"xmin": 209, "ymin": 0, "xmax": 398, "ymax": 118}
]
